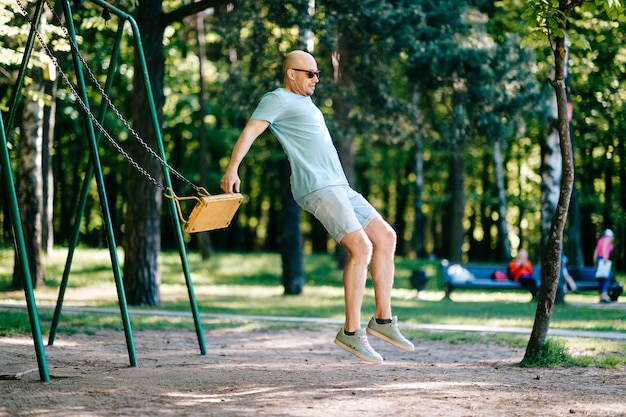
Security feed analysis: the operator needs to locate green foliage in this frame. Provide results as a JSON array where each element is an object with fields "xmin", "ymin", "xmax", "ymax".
[
  {"xmin": 521, "ymin": 0, "xmax": 567, "ymax": 43},
  {"xmin": 3, "ymin": 0, "xmax": 626, "ymax": 268},
  {"xmin": 582, "ymin": 0, "xmax": 626, "ymax": 19}
]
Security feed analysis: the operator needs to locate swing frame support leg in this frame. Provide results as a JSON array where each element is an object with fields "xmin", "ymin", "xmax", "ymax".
[
  {"xmin": 1, "ymin": 112, "xmax": 50, "ymax": 382},
  {"xmin": 3, "ymin": 0, "xmax": 50, "ymax": 382}
]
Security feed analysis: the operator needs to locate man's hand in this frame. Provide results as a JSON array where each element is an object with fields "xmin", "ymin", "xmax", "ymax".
[{"xmin": 220, "ymin": 170, "xmax": 240, "ymax": 194}]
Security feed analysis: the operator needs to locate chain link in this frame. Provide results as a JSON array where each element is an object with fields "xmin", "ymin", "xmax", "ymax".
[{"xmin": 15, "ymin": 0, "xmax": 201, "ymax": 194}]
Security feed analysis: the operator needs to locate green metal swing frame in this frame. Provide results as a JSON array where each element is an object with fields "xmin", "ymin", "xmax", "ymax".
[{"xmin": 4, "ymin": 0, "xmax": 212, "ymax": 381}]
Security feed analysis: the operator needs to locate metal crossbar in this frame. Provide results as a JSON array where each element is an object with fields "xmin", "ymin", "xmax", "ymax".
[{"xmin": 15, "ymin": 0, "xmax": 200, "ymax": 195}]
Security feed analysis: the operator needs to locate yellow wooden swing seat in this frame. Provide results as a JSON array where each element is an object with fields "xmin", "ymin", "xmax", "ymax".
[{"xmin": 167, "ymin": 188, "xmax": 243, "ymax": 233}]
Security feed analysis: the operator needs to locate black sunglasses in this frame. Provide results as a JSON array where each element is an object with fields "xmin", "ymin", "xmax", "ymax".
[{"xmin": 291, "ymin": 68, "xmax": 321, "ymax": 79}]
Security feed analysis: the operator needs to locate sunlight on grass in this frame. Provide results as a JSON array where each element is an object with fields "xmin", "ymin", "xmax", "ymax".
[{"xmin": 1, "ymin": 248, "xmax": 625, "ymax": 336}]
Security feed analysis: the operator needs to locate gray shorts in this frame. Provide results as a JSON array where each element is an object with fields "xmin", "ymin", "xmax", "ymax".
[{"xmin": 296, "ymin": 185, "xmax": 381, "ymax": 243}]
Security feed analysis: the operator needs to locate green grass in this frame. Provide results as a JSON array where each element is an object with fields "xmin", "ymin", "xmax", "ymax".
[{"xmin": 1, "ymin": 247, "xmax": 625, "ymax": 367}]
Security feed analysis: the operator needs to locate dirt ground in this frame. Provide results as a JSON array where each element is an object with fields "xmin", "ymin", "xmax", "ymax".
[{"xmin": 1, "ymin": 321, "xmax": 625, "ymax": 417}]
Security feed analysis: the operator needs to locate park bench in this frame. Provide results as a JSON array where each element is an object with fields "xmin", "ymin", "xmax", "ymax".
[
  {"xmin": 441, "ymin": 260, "xmax": 623, "ymax": 301},
  {"xmin": 565, "ymin": 266, "xmax": 623, "ymax": 301}
]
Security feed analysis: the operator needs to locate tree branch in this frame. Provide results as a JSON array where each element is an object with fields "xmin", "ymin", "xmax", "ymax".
[{"xmin": 162, "ymin": 0, "xmax": 235, "ymax": 27}]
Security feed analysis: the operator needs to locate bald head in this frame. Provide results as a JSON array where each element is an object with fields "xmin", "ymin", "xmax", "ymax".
[
  {"xmin": 283, "ymin": 50, "xmax": 319, "ymax": 96},
  {"xmin": 284, "ymin": 50, "xmax": 316, "ymax": 76}
]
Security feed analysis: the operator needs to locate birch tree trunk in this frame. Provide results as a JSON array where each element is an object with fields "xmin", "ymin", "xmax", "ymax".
[
  {"xmin": 13, "ymin": 48, "xmax": 46, "ymax": 289},
  {"xmin": 493, "ymin": 139, "xmax": 512, "ymax": 261},
  {"xmin": 42, "ymin": 58, "xmax": 57, "ymax": 254},
  {"xmin": 540, "ymin": 102, "xmax": 562, "ymax": 260}
]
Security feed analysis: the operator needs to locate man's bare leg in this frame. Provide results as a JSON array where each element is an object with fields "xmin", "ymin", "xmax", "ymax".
[
  {"xmin": 334, "ymin": 229, "xmax": 384, "ymax": 363},
  {"xmin": 365, "ymin": 217, "xmax": 397, "ymax": 320},
  {"xmin": 339, "ymin": 229, "xmax": 372, "ymax": 332},
  {"xmin": 363, "ymin": 217, "xmax": 415, "ymax": 351}
]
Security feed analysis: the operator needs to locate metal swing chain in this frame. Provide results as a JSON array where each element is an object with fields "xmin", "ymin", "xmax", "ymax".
[{"xmin": 15, "ymin": 0, "xmax": 201, "ymax": 195}]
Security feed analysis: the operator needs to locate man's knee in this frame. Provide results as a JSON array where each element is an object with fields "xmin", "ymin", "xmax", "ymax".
[
  {"xmin": 367, "ymin": 219, "xmax": 397, "ymax": 249},
  {"xmin": 341, "ymin": 231, "xmax": 373, "ymax": 259},
  {"xmin": 382, "ymin": 223, "xmax": 397, "ymax": 246}
]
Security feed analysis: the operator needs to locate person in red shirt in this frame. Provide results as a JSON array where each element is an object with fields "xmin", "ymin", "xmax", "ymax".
[{"xmin": 508, "ymin": 249, "xmax": 538, "ymax": 300}]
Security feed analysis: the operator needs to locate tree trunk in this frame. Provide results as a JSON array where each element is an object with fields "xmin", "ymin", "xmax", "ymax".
[
  {"xmin": 444, "ymin": 95, "xmax": 467, "ymax": 264},
  {"xmin": 541, "ymin": 111, "xmax": 564, "ymax": 305},
  {"xmin": 273, "ymin": 2, "xmax": 315, "ymax": 294},
  {"xmin": 411, "ymin": 86, "xmax": 426, "ymax": 258},
  {"xmin": 493, "ymin": 139, "xmax": 512, "ymax": 261},
  {"xmin": 540, "ymin": 126, "xmax": 561, "ymax": 259},
  {"xmin": 13, "ymin": 21, "xmax": 46, "ymax": 289},
  {"xmin": 447, "ymin": 147, "xmax": 465, "ymax": 263},
  {"xmin": 524, "ymin": 33, "xmax": 575, "ymax": 360},
  {"xmin": 123, "ymin": 0, "xmax": 165, "ymax": 306},
  {"xmin": 42, "ymin": 63, "xmax": 57, "ymax": 254},
  {"xmin": 331, "ymin": 31, "xmax": 355, "ymax": 269},
  {"xmin": 195, "ymin": 5, "xmax": 214, "ymax": 260},
  {"xmin": 563, "ymin": 76, "xmax": 584, "ymax": 267},
  {"xmin": 279, "ymin": 160, "xmax": 305, "ymax": 295}
]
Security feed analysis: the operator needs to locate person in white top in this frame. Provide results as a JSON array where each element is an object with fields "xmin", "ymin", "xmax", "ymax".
[{"xmin": 220, "ymin": 50, "xmax": 414, "ymax": 364}]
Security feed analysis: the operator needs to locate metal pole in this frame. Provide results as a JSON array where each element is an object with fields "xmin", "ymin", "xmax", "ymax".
[{"xmin": 0, "ymin": 111, "xmax": 50, "ymax": 382}]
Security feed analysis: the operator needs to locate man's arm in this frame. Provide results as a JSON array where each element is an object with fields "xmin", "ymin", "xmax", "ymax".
[{"xmin": 220, "ymin": 119, "xmax": 270, "ymax": 193}]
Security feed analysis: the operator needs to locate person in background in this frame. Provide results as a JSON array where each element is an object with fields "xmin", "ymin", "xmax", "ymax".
[
  {"xmin": 508, "ymin": 249, "xmax": 538, "ymax": 300},
  {"xmin": 220, "ymin": 50, "xmax": 413, "ymax": 364},
  {"xmin": 561, "ymin": 255, "xmax": 578, "ymax": 294},
  {"xmin": 593, "ymin": 229, "xmax": 614, "ymax": 304}
]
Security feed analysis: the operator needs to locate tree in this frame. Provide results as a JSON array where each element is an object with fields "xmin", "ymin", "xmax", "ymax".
[
  {"xmin": 123, "ymin": 0, "xmax": 232, "ymax": 305},
  {"xmin": 9, "ymin": 3, "xmax": 59, "ymax": 289},
  {"xmin": 14, "ymin": 50, "xmax": 45, "ymax": 289},
  {"xmin": 279, "ymin": 0, "xmax": 316, "ymax": 295},
  {"xmin": 193, "ymin": 4, "xmax": 214, "ymax": 261},
  {"xmin": 522, "ymin": 0, "xmax": 625, "ymax": 362}
]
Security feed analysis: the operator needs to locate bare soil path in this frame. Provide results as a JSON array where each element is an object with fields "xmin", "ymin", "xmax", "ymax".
[{"xmin": 2, "ymin": 323, "xmax": 625, "ymax": 417}]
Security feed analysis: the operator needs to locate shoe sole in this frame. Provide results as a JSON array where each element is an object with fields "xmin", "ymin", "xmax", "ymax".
[
  {"xmin": 366, "ymin": 328, "xmax": 415, "ymax": 352},
  {"xmin": 334, "ymin": 339, "xmax": 383, "ymax": 364}
]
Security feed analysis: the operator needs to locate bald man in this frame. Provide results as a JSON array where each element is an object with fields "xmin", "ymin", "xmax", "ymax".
[{"xmin": 221, "ymin": 50, "xmax": 414, "ymax": 364}]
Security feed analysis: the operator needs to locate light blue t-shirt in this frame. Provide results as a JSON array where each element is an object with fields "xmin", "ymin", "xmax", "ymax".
[{"xmin": 250, "ymin": 88, "xmax": 349, "ymax": 200}]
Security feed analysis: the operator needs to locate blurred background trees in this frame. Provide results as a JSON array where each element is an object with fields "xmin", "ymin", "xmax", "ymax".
[{"xmin": 2, "ymin": 0, "xmax": 626, "ymax": 299}]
